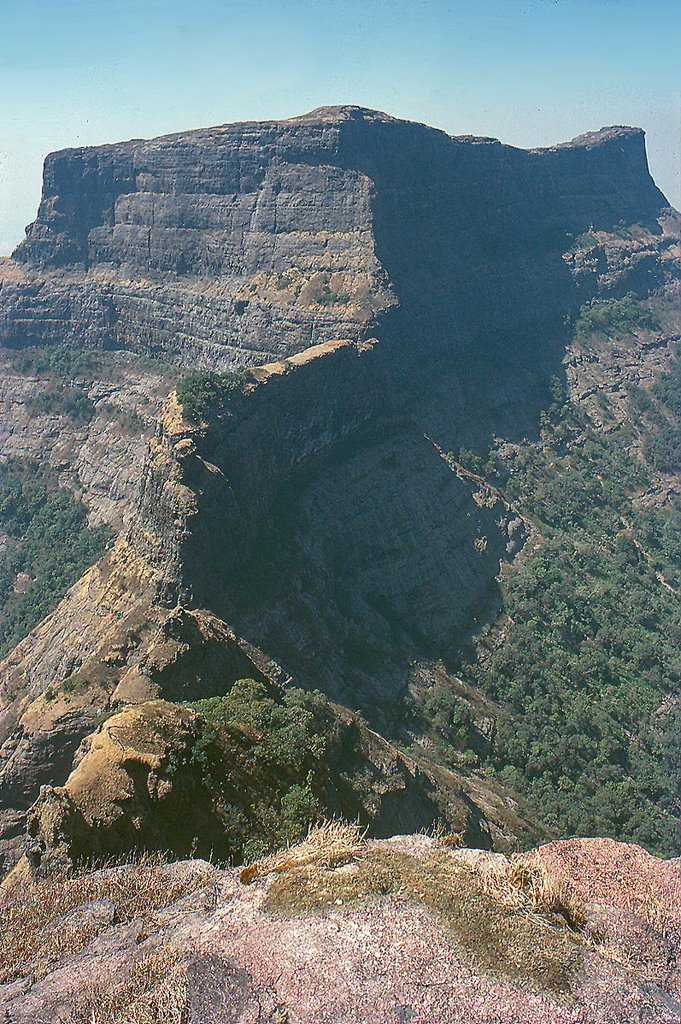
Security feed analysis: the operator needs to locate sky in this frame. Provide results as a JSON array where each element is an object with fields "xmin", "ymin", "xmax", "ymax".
[{"xmin": 1, "ymin": 0, "xmax": 680, "ymax": 257}]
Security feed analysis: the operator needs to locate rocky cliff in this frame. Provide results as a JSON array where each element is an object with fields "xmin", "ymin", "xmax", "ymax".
[
  {"xmin": 1, "ymin": 106, "xmax": 680, "ymax": 878},
  {"xmin": 2, "ymin": 107, "xmax": 673, "ymax": 374},
  {"xmin": 0, "ymin": 344, "xmax": 172, "ymax": 528}
]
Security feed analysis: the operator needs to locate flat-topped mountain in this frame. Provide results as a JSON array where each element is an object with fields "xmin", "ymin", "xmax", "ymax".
[
  {"xmin": 2, "ymin": 106, "xmax": 671, "ymax": 372},
  {"xmin": 0, "ymin": 106, "xmax": 680, "ymax": 894}
]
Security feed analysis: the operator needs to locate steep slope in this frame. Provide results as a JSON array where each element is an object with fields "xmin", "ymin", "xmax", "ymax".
[
  {"xmin": 442, "ymin": 286, "xmax": 681, "ymax": 855},
  {"xmin": 1, "ymin": 106, "xmax": 680, "ymax": 873},
  {"xmin": 0, "ymin": 340, "xmax": 175, "ymax": 660},
  {"xmin": 2, "ymin": 107, "xmax": 671, "ymax": 381},
  {"xmin": 0, "ymin": 474, "xmax": 545, "ymax": 875}
]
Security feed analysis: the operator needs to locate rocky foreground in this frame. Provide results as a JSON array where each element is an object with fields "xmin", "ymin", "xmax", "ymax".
[{"xmin": 1, "ymin": 827, "xmax": 680, "ymax": 1023}]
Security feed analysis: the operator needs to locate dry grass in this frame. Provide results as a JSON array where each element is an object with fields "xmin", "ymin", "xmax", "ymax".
[
  {"xmin": 65, "ymin": 946, "xmax": 188, "ymax": 1024},
  {"xmin": 417, "ymin": 815, "xmax": 464, "ymax": 847},
  {"xmin": 624, "ymin": 890, "xmax": 673, "ymax": 939},
  {"xmin": 260, "ymin": 837, "xmax": 586, "ymax": 993},
  {"xmin": 1, "ymin": 824, "xmax": 592, "ymax": 1011},
  {"xmin": 0, "ymin": 852, "xmax": 215, "ymax": 985},
  {"xmin": 479, "ymin": 854, "xmax": 587, "ymax": 931},
  {"xmin": 424, "ymin": 819, "xmax": 465, "ymax": 848},
  {"xmin": 240, "ymin": 820, "xmax": 366, "ymax": 884}
]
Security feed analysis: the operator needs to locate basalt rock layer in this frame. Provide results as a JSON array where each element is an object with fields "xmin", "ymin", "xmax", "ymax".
[
  {"xmin": 4, "ymin": 107, "xmax": 679, "ymax": 469},
  {"xmin": 2, "ymin": 107, "xmax": 675, "ymax": 376}
]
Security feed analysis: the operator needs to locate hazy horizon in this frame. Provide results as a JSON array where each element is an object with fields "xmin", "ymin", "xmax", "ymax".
[{"xmin": 2, "ymin": 0, "xmax": 680, "ymax": 258}]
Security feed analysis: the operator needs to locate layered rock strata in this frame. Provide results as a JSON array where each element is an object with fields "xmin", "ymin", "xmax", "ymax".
[{"xmin": 1, "ymin": 106, "xmax": 680, "ymax": 875}]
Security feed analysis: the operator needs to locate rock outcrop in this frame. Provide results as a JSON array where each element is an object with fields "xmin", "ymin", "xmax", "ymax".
[
  {"xmin": 16, "ymin": 695, "xmax": 503, "ymax": 874},
  {"xmin": 2, "ymin": 831, "xmax": 680, "ymax": 1023},
  {"xmin": 0, "ymin": 346, "xmax": 172, "ymax": 527},
  {"xmin": 129, "ymin": 349, "xmax": 529, "ymax": 714},
  {"xmin": 2, "ymin": 107, "xmax": 676, "ymax": 375}
]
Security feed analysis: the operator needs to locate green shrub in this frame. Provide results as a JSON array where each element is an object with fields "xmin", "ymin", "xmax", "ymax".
[
  {"xmin": 194, "ymin": 679, "xmax": 329, "ymax": 772},
  {"xmin": 652, "ymin": 343, "xmax": 681, "ymax": 417},
  {"xmin": 176, "ymin": 368, "xmax": 251, "ymax": 423},
  {"xmin": 645, "ymin": 425, "xmax": 681, "ymax": 472},
  {"xmin": 9, "ymin": 344, "xmax": 101, "ymax": 378},
  {"xmin": 317, "ymin": 287, "xmax": 350, "ymax": 306},
  {"xmin": 574, "ymin": 294, "xmax": 658, "ymax": 340},
  {"xmin": 638, "ymin": 343, "xmax": 681, "ymax": 471},
  {"xmin": 423, "ymin": 686, "xmax": 476, "ymax": 755},
  {"xmin": 454, "ymin": 448, "xmax": 486, "ymax": 475},
  {"xmin": 27, "ymin": 386, "xmax": 95, "ymax": 423},
  {"xmin": 186, "ymin": 680, "xmax": 332, "ymax": 858},
  {"xmin": 280, "ymin": 775, "xmax": 322, "ymax": 836}
]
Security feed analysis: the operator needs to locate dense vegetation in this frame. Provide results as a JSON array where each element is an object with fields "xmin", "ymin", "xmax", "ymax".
[
  {"xmin": 186, "ymin": 679, "xmax": 338, "ymax": 862},
  {"xmin": 10, "ymin": 346, "xmax": 97, "ymax": 423},
  {"xmin": 449, "ymin": 372, "xmax": 681, "ymax": 854},
  {"xmin": 573, "ymin": 293, "xmax": 658, "ymax": 341},
  {"xmin": 8, "ymin": 343, "xmax": 176, "ymax": 382},
  {"xmin": 176, "ymin": 368, "xmax": 251, "ymax": 423},
  {"xmin": 0, "ymin": 462, "xmax": 111, "ymax": 656}
]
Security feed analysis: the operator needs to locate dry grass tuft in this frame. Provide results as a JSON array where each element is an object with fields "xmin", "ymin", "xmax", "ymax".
[
  {"xmin": 0, "ymin": 852, "xmax": 214, "ymax": 985},
  {"xmin": 240, "ymin": 819, "xmax": 366, "ymax": 884},
  {"xmin": 421, "ymin": 820, "xmax": 466, "ymax": 848},
  {"xmin": 65, "ymin": 946, "xmax": 188, "ymax": 1024},
  {"xmin": 623, "ymin": 890, "xmax": 673, "ymax": 939},
  {"xmin": 479, "ymin": 855, "xmax": 587, "ymax": 931},
  {"xmin": 262, "ymin": 844, "xmax": 585, "ymax": 992},
  {"xmin": 438, "ymin": 831, "xmax": 466, "ymax": 849}
]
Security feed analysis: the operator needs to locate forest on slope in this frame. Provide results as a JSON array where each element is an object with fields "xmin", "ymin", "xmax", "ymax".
[{"xmin": 413, "ymin": 294, "xmax": 681, "ymax": 854}]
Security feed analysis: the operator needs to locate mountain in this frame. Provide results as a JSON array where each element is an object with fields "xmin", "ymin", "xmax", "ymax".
[{"xmin": 0, "ymin": 106, "xmax": 680, "ymax": 889}]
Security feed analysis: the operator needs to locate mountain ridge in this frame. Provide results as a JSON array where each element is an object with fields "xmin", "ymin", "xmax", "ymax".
[{"xmin": 0, "ymin": 106, "xmax": 680, "ymax": 882}]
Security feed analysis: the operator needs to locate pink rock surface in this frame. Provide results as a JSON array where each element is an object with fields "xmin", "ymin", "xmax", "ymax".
[{"xmin": 2, "ymin": 836, "xmax": 680, "ymax": 1023}]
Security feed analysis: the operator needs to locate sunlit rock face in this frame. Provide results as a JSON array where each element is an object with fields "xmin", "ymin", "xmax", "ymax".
[{"xmin": 3, "ymin": 106, "xmax": 674, "ymax": 373}]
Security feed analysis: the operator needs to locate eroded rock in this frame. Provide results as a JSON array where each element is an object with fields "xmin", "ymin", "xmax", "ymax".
[{"xmin": 1, "ymin": 834, "xmax": 680, "ymax": 1023}]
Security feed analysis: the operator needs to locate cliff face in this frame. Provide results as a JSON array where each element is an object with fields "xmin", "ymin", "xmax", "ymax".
[
  {"xmin": 0, "ymin": 345, "xmax": 172, "ymax": 528},
  {"xmin": 1, "ymin": 107, "xmax": 680, "ymax": 876},
  {"xmin": 2, "ymin": 107, "xmax": 672, "ymax": 375},
  {"xmin": 3, "ymin": 107, "xmax": 677, "ymax": 467},
  {"xmin": 9, "ymin": 106, "xmax": 667, "ymax": 708},
  {"xmin": 130, "ymin": 347, "xmax": 528, "ymax": 715}
]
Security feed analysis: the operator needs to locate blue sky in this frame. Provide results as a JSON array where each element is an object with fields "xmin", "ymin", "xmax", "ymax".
[{"xmin": 1, "ymin": 0, "xmax": 679, "ymax": 256}]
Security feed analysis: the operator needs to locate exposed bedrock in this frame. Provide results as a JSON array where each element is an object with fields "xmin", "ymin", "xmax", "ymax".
[
  {"xmin": 2, "ymin": 834, "xmax": 681, "ymax": 1024},
  {"xmin": 3, "ymin": 107, "xmax": 677, "ymax": 384},
  {"xmin": 128, "ymin": 338, "xmax": 527, "ymax": 718},
  {"xmin": 3, "ymin": 108, "xmax": 680, "ymax": 723}
]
